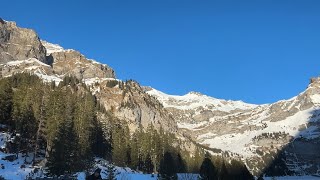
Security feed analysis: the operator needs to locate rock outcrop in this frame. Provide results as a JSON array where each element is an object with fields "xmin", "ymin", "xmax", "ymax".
[
  {"xmin": 41, "ymin": 41, "xmax": 115, "ymax": 79},
  {"xmin": 86, "ymin": 79, "xmax": 177, "ymax": 132},
  {"xmin": 0, "ymin": 18, "xmax": 47, "ymax": 64}
]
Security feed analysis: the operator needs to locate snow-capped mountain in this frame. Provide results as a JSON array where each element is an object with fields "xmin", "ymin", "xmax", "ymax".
[
  {"xmin": 146, "ymin": 79, "xmax": 320, "ymax": 175},
  {"xmin": 147, "ymin": 88, "xmax": 258, "ymax": 112}
]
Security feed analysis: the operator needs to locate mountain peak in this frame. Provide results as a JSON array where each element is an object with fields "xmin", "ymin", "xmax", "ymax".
[
  {"xmin": 147, "ymin": 88, "xmax": 257, "ymax": 112},
  {"xmin": 186, "ymin": 91, "xmax": 204, "ymax": 96}
]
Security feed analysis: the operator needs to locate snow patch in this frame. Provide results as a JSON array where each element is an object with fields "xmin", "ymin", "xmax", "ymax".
[
  {"xmin": 41, "ymin": 40, "xmax": 66, "ymax": 55},
  {"xmin": 200, "ymin": 108, "xmax": 317, "ymax": 157},
  {"xmin": 34, "ymin": 73, "xmax": 62, "ymax": 85},
  {"xmin": 177, "ymin": 121, "xmax": 208, "ymax": 130},
  {"xmin": 5, "ymin": 58, "xmax": 50, "ymax": 67},
  {"xmin": 83, "ymin": 77, "xmax": 120, "ymax": 86},
  {"xmin": 311, "ymin": 94, "xmax": 320, "ymax": 104}
]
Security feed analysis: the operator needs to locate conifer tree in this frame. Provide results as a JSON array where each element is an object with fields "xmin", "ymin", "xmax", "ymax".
[
  {"xmin": 73, "ymin": 92, "xmax": 95, "ymax": 169},
  {"xmin": 111, "ymin": 122, "xmax": 130, "ymax": 166},
  {"xmin": 143, "ymin": 154, "xmax": 154, "ymax": 174},
  {"xmin": 91, "ymin": 118, "xmax": 112, "ymax": 159},
  {"xmin": 219, "ymin": 160, "xmax": 229, "ymax": 180},
  {"xmin": 32, "ymin": 85, "xmax": 49, "ymax": 163},
  {"xmin": 45, "ymin": 90, "xmax": 67, "ymax": 153},
  {"xmin": 176, "ymin": 153, "xmax": 187, "ymax": 173},
  {"xmin": 228, "ymin": 159, "xmax": 254, "ymax": 180},
  {"xmin": 0, "ymin": 79, "xmax": 13, "ymax": 125},
  {"xmin": 199, "ymin": 156, "xmax": 217, "ymax": 180},
  {"xmin": 159, "ymin": 152, "xmax": 177, "ymax": 180},
  {"xmin": 12, "ymin": 88, "xmax": 38, "ymax": 156},
  {"xmin": 46, "ymin": 119, "xmax": 79, "ymax": 176}
]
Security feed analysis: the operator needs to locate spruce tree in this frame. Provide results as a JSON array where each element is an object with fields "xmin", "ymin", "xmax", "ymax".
[
  {"xmin": 111, "ymin": 122, "xmax": 130, "ymax": 166},
  {"xmin": 228, "ymin": 159, "xmax": 254, "ymax": 180},
  {"xmin": 46, "ymin": 119, "xmax": 79, "ymax": 176},
  {"xmin": 0, "ymin": 79, "xmax": 13, "ymax": 125},
  {"xmin": 176, "ymin": 153, "xmax": 187, "ymax": 173},
  {"xmin": 219, "ymin": 160, "xmax": 229, "ymax": 180},
  {"xmin": 199, "ymin": 157, "xmax": 217, "ymax": 180},
  {"xmin": 159, "ymin": 152, "xmax": 177, "ymax": 180},
  {"xmin": 143, "ymin": 154, "xmax": 154, "ymax": 174}
]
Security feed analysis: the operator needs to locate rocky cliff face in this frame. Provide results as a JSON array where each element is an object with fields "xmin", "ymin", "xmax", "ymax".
[
  {"xmin": 84, "ymin": 78, "xmax": 177, "ymax": 132},
  {"xmin": 42, "ymin": 41, "xmax": 115, "ymax": 79},
  {"xmin": 147, "ymin": 79, "xmax": 320, "ymax": 175},
  {"xmin": 0, "ymin": 19, "xmax": 176, "ymax": 132},
  {"xmin": 0, "ymin": 18, "xmax": 47, "ymax": 63}
]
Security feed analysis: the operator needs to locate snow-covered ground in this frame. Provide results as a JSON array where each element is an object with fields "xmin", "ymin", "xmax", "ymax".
[
  {"xmin": 263, "ymin": 176, "xmax": 320, "ymax": 180},
  {"xmin": 200, "ymin": 107, "xmax": 318, "ymax": 157},
  {"xmin": 147, "ymin": 87, "xmax": 320, "ymax": 158},
  {"xmin": 0, "ymin": 133, "xmax": 35, "ymax": 180},
  {"xmin": 3, "ymin": 58, "xmax": 50, "ymax": 67},
  {"xmin": 1, "ymin": 132, "xmax": 319, "ymax": 179},
  {"xmin": 41, "ymin": 40, "xmax": 68, "ymax": 55}
]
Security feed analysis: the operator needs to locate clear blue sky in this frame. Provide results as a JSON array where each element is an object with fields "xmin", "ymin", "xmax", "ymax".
[{"xmin": 2, "ymin": 0, "xmax": 320, "ymax": 104}]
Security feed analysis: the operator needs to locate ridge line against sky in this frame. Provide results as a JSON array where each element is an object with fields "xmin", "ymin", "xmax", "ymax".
[{"xmin": 2, "ymin": 0, "xmax": 320, "ymax": 104}]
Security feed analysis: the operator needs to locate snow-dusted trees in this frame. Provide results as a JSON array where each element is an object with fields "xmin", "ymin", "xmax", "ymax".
[{"xmin": 0, "ymin": 74, "xmax": 106, "ymax": 175}]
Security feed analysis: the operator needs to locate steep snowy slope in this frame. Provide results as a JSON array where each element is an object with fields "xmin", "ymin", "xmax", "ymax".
[
  {"xmin": 147, "ymin": 89, "xmax": 258, "ymax": 111},
  {"xmin": 147, "ymin": 78, "xmax": 320, "ymax": 175}
]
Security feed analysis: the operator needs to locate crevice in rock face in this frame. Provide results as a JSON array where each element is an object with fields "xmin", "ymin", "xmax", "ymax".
[
  {"xmin": 0, "ymin": 18, "xmax": 5, "ymax": 24},
  {"xmin": 45, "ymin": 54, "xmax": 54, "ymax": 66}
]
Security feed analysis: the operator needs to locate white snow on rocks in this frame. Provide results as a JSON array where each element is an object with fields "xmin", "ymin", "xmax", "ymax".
[
  {"xmin": 200, "ymin": 107, "xmax": 317, "ymax": 157},
  {"xmin": 4, "ymin": 58, "xmax": 50, "ymax": 67},
  {"xmin": 41, "ymin": 40, "xmax": 66, "ymax": 55},
  {"xmin": 311, "ymin": 94, "xmax": 320, "ymax": 104},
  {"xmin": 147, "ymin": 88, "xmax": 258, "ymax": 112}
]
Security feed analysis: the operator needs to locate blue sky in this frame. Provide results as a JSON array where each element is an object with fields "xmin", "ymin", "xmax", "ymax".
[{"xmin": 2, "ymin": 0, "xmax": 320, "ymax": 104}]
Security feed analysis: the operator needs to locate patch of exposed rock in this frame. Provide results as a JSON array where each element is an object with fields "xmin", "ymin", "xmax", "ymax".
[
  {"xmin": 91, "ymin": 79, "xmax": 177, "ymax": 132},
  {"xmin": 50, "ymin": 50, "xmax": 115, "ymax": 79},
  {"xmin": 0, "ymin": 18, "xmax": 47, "ymax": 64},
  {"xmin": 40, "ymin": 40, "xmax": 115, "ymax": 79}
]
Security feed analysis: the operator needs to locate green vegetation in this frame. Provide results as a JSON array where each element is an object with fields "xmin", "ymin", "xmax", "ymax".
[{"xmin": 0, "ymin": 73, "xmax": 254, "ymax": 178}]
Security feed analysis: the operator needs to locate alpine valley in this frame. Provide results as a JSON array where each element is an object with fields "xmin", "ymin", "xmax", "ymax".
[{"xmin": 0, "ymin": 19, "xmax": 319, "ymax": 179}]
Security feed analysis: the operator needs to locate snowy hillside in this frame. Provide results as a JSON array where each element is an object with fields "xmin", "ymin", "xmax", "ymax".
[
  {"xmin": 147, "ymin": 88, "xmax": 258, "ymax": 112},
  {"xmin": 147, "ymin": 79, "xmax": 320, "ymax": 175}
]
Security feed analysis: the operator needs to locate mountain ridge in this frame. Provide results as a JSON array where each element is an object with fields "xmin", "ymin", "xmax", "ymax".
[{"xmin": 146, "ymin": 77, "xmax": 320, "ymax": 175}]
